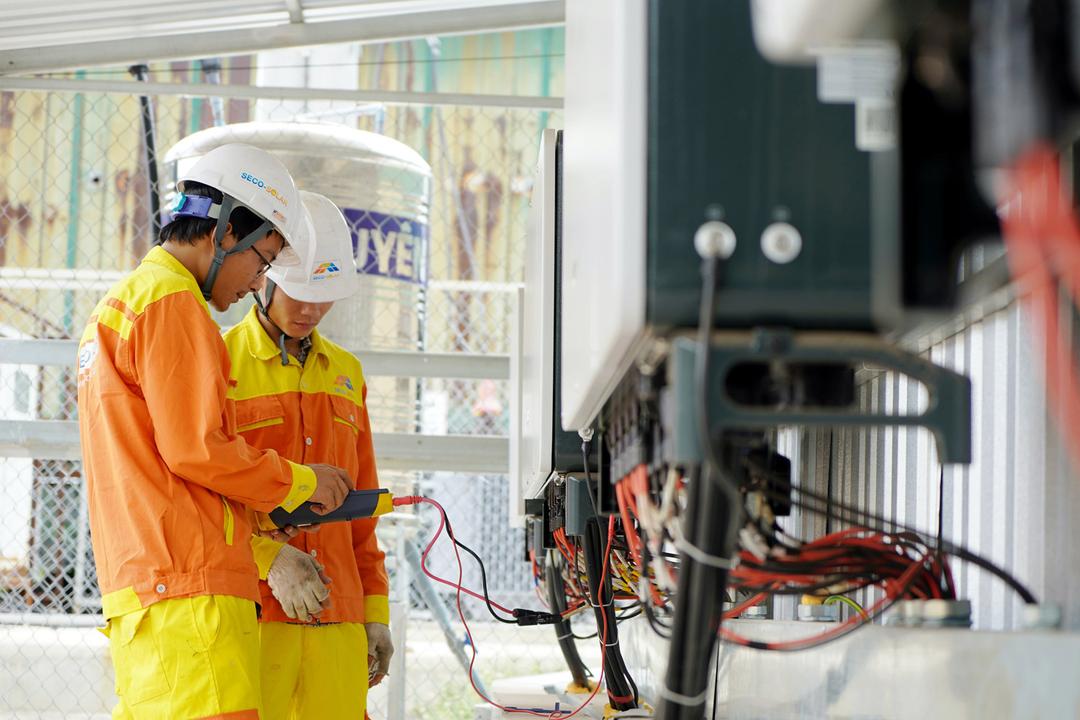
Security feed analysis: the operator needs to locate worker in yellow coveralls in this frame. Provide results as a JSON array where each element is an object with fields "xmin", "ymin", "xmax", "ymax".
[{"xmin": 225, "ymin": 191, "xmax": 392, "ymax": 719}]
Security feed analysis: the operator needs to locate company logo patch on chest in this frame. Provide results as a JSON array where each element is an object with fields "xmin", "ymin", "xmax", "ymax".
[
  {"xmin": 78, "ymin": 341, "xmax": 98, "ymax": 371},
  {"xmin": 77, "ymin": 340, "xmax": 99, "ymax": 385},
  {"xmin": 334, "ymin": 374, "xmax": 354, "ymax": 392}
]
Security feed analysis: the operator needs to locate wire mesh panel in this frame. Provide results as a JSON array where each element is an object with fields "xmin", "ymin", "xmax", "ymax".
[{"xmin": 0, "ymin": 38, "xmax": 565, "ymax": 717}]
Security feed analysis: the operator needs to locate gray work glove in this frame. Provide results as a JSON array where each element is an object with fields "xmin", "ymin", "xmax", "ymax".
[
  {"xmin": 266, "ymin": 544, "xmax": 332, "ymax": 622},
  {"xmin": 365, "ymin": 622, "xmax": 394, "ymax": 687}
]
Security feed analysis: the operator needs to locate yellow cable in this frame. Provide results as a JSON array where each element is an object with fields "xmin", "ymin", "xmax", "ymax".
[{"xmin": 824, "ymin": 594, "xmax": 869, "ymax": 620}]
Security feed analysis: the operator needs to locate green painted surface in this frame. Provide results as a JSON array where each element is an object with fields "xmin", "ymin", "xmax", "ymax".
[{"xmin": 647, "ymin": 1, "xmax": 874, "ymax": 331}]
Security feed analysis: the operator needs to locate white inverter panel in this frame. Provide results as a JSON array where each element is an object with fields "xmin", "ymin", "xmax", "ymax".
[
  {"xmin": 513, "ymin": 129, "xmax": 560, "ymax": 508},
  {"xmin": 560, "ymin": 0, "xmax": 649, "ymax": 432}
]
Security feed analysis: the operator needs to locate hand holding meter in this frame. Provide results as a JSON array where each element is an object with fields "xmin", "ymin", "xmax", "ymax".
[{"xmin": 270, "ymin": 488, "xmax": 394, "ymax": 528}]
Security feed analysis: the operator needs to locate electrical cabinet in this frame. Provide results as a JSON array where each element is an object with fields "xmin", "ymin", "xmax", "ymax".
[{"xmin": 561, "ymin": 0, "xmax": 878, "ymax": 432}]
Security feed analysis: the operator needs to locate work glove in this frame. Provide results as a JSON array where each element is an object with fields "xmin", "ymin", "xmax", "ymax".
[
  {"xmin": 266, "ymin": 544, "xmax": 332, "ymax": 622},
  {"xmin": 365, "ymin": 622, "xmax": 394, "ymax": 687}
]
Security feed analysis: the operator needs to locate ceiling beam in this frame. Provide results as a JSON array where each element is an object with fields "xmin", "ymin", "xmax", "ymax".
[{"xmin": 0, "ymin": 1, "xmax": 564, "ymax": 76}]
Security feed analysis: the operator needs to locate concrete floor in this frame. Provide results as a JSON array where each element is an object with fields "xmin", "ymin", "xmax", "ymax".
[{"xmin": 0, "ymin": 619, "xmax": 596, "ymax": 720}]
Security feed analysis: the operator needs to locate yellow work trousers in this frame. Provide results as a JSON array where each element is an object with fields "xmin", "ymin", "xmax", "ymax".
[
  {"xmin": 259, "ymin": 621, "xmax": 369, "ymax": 720},
  {"xmin": 106, "ymin": 595, "xmax": 262, "ymax": 720}
]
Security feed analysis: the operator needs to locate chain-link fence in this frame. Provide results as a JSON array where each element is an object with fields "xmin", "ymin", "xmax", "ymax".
[{"xmin": 0, "ymin": 40, "xmax": 568, "ymax": 718}]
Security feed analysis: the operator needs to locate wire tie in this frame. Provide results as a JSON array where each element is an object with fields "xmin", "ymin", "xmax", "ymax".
[
  {"xmin": 656, "ymin": 683, "xmax": 710, "ymax": 707},
  {"xmin": 672, "ymin": 527, "xmax": 735, "ymax": 569}
]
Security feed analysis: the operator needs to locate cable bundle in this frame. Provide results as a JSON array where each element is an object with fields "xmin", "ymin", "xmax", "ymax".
[
  {"xmin": 397, "ymin": 495, "xmax": 631, "ymax": 719},
  {"xmin": 730, "ymin": 527, "xmax": 954, "ymax": 603}
]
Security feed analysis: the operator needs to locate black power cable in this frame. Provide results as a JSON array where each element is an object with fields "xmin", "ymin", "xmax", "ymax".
[
  {"xmin": 441, "ymin": 509, "xmax": 563, "ymax": 626},
  {"xmin": 660, "ymin": 247, "xmax": 740, "ymax": 720},
  {"xmin": 453, "ymin": 537, "xmax": 516, "ymax": 625},
  {"xmin": 661, "ymin": 461, "xmax": 734, "ymax": 719},
  {"xmin": 582, "ymin": 516, "xmax": 639, "ymax": 711},
  {"xmin": 543, "ymin": 551, "xmax": 593, "ymax": 688}
]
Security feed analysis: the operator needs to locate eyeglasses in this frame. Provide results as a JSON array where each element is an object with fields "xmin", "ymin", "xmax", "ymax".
[{"xmin": 249, "ymin": 245, "xmax": 274, "ymax": 278}]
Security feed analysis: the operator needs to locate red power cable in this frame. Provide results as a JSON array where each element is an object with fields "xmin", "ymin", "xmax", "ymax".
[
  {"xmin": 721, "ymin": 591, "xmax": 770, "ymax": 620},
  {"xmin": 1003, "ymin": 143, "xmax": 1080, "ymax": 474},
  {"xmin": 394, "ymin": 495, "xmax": 609, "ymax": 718},
  {"xmin": 727, "ymin": 528, "xmax": 951, "ymax": 606},
  {"xmin": 393, "ymin": 495, "xmax": 517, "ymax": 617},
  {"xmin": 615, "ymin": 465, "xmax": 669, "ymax": 607},
  {"xmin": 720, "ymin": 547, "xmax": 931, "ymax": 651}
]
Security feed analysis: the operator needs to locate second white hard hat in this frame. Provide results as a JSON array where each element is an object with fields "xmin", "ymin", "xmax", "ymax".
[{"xmin": 266, "ymin": 191, "xmax": 359, "ymax": 303}]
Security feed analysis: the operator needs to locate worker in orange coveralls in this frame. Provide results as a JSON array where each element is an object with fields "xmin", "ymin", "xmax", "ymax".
[
  {"xmin": 77, "ymin": 143, "xmax": 351, "ymax": 719},
  {"xmin": 227, "ymin": 191, "xmax": 393, "ymax": 719}
]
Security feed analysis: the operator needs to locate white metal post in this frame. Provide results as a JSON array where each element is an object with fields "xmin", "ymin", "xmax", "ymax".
[{"xmin": 387, "ymin": 523, "xmax": 411, "ymax": 720}]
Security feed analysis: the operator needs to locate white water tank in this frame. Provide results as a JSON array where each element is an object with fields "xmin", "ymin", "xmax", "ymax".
[{"xmin": 164, "ymin": 121, "xmax": 433, "ymax": 432}]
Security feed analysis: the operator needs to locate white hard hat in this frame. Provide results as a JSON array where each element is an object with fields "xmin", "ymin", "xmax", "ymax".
[
  {"xmin": 266, "ymin": 191, "xmax": 359, "ymax": 303},
  {"xmin": 178, "ymin": 143, "xmax": 309, "ymax": 270}
]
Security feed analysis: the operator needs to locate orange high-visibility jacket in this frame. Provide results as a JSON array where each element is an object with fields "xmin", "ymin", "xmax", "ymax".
[
  {"xmin": 76, "ymin": 247, "xmax": 317, "ymax": 619},
  {"xmin": 224, "ymin": 306, "xmax": 389, "ymax": 625}
]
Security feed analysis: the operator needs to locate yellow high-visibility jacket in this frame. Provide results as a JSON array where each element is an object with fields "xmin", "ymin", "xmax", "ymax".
[{"xmin": 224, "ymin": 306, "xmax": 389, "ymax": 625}]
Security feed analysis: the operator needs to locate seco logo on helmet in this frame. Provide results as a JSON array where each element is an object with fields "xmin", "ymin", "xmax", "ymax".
[
  {"xmin": 240, "ymin": 171, "xmax": 291, "ymax": 208},
  {"xmin": 178, "ymin": 143, "xmax": 310, "ymax": 270}
]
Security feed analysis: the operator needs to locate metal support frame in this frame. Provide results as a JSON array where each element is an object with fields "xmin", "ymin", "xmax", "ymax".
[
  {"xmin": 0, "ymin": 264, "xmax": 516, "ymax": 472},
  {"xmin": 359, "ymin": 350, "xmax": 509, "ymax": 381},
  {"xmin": 0, "ymin": 422, "xmax": 508, "ymax": 474},
  {"xmin": 672, "ymin": 329, "xmax": 973, "ymax": 464},
  {"xmin": 128, "ymin": 64, "xmax": 162, "ymax": 240},
  {"xmin": 284, "ymin": 0, "xmax": 305, "ymax": 24},
  {"xmin": 0, "ymin": 338, "xmax": 508, "ymax": 380},
  {"xmin": 0, "ymin": 339, "xmax": 78, "ymax": 366},
  {"xmin": 374, "ymin": 433, "xmax": 508, "ymax": 474},
  {"xmin": 0, "ymin": 334, "xmax": 511, "ymax": 474},
  {"xmin": 0, "ymin": 76, "xmax": 563, "ymax": 111},
  {"xmin": 0, "ymin": 268, "xmax": 527, "ymax": 292},
  {"xmin": 0, "ymin": 421, "xmax": 80, "ymax": 461},
  {"xmin": 0, "ymin": 1, "xmax": 565, "ymax": 76},
  {"xmin": 0, "ymin": 267, "xmax": 124, "ymax": 291}
]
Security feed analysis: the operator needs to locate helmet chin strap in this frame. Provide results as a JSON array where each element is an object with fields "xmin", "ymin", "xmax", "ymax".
[
  {"xmin": 253, "ymin": 278, "xmax": 292, "ymax": 366},
  {"xmin": 200, "ymin": 194, "xmax": 274, "ymax": 303}
]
